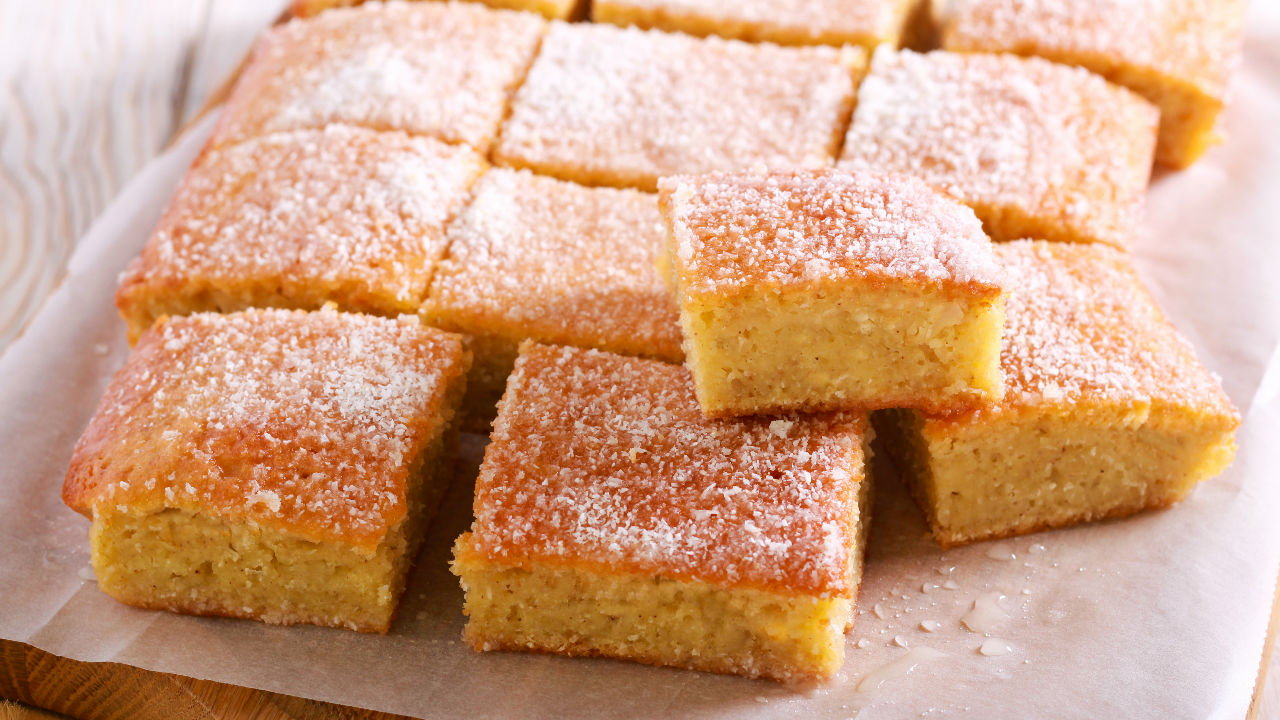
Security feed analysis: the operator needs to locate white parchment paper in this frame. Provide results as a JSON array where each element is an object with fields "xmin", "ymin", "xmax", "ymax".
[{"xmin": 2, "ymin": 6, "xmax": 1278, "ymax": 718}]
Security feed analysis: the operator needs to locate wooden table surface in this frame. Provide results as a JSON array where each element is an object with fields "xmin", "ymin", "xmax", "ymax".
[{"xmin": 0, "ymin": 2, "xmax": 1276, "ymax": 718}]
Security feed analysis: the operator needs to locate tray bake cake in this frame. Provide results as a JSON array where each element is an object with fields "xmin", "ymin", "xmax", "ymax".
[
  {"xmin": 659, "ymin": 169, "xmax": 1006, "ymax": 418},
  {"xmin": 452, "ymin": 342, "xmax": 872, "ymax": 682},
  {"xmin": 492, "ymin": 21, "xmax": 864, "ymax": 192},
  {"xmin": 592, "ymin": 0, "xmax": 924, "ymax": 49},
  {"xmin": 422, "ymin": 168, "xmax": 682, "ymax": 427},
  {"xmin": 840, "ymin": 48, "xmax": 1158, "ymax": 248},
  {"xmin": 876, "ymin": 240, "xmax": 1240, "ymax": 547},
  {"xmin": 117, "ymin": 125, "xmax": 485, "ymax": 342},
  {"xmin": 939, "ymin": 0, "xmax": 1248, "ymax": 169},
  {"xmin": 63, "ymin": 308, "xmax": 471, "ymax": 632},
  {"xmin": 211, "ymin": 2, "xmax": 546, "ymax": 152}
]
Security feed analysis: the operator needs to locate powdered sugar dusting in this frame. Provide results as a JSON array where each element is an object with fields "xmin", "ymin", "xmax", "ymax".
[
  {"xmin": 467, "ymin": 343, "xmax": 869, "ymax": 595},
  {"xmin": 942, "ymin": 0, "xmax": 1247, "ymax": 100},
  {"xmin": 212, "ymin": 1, "xmax": 545, "ymax": 150},
  {"xmin": 118, "ymin": 125, "xmax": 484, "ymax": 318},
  {"xmin": 65, "ymin": 308, "xmax": 467, "ymax": 548},
  {"xmin": 659, "ymin": 169, "xmax": 1003, "ymax": 298},
  {"xmin": 840, "ymin": 48, "xmax": 1157, "ymax": 247},
  {"xmin": 426, "ymin": 168, "xmax": 682, "ymax": 361},
  {"xmin": 963, "ymin": 241, "xmax": 1238, "ymax": 419},
  {"xmin": 494, "ymin": 21, "xmax": 860, "ymax": 191},
  {"xmin": 598, "ymin": 0, "xmax": 912, "ymax": 45}
]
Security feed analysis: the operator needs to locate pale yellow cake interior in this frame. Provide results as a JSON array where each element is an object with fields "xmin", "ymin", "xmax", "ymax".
[
  {"xmin": 680, "ymin": 282, "xmax": 1005, "ymax": 417},
  {"xmin": 88, "ymin": 420, "xmax": 455, "ymax": 633},
  {"xmin": 452, "ymin": 467, "xmax": 871, "ymax": 683},
  {"xmin": 877, "ymin": 406, "xmax": 1238, "ymax": 547}
]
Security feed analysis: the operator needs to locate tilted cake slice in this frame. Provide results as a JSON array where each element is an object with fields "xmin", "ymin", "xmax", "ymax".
[
  {"xmin": 876, "ymin": 240, "xmax": 1240, "ymax": 547},
  {"xmin": 63, "ymin": 308, "xmax": 471, "ymax": 632},
  {"xmin": 660, "ymin": 169, "xmax": 1006, "ymax": 418},
  {"xmin": 453, "ymin": 342, "xmax": 872, "ymax": 682}
]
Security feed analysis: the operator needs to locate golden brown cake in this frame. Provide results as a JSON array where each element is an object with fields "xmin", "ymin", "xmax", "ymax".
[
  {"xmin": 211, "ymin": 1, "xmax": 545, "ymax": 152},
  {"xmin": 839, "ymin": 48, "xmax": 1158, "ymax": 249},
  {"xmin": 876, "ymin": 240, "xmax": 1240, "ymax": 548},
  {"xmin": 117, "ymin": 125, "xmax": 485, "ymax": 343},
  {"xmin": 291, "ymin": 0, "xmax": 583, "ymax": 20},
  {"xmin": 939, "ymin": 0, "xmax": 1247, "ymax": 169},
  {"xmin": 493, "ymin": 21, "xmax": 864, "ymax": 191},
  {"xmin": 660, "ymin": 169, "xmax": 1006, "ymax": 419},
  {"xmin": 592, "ymin": 0, "xmax": 923, "ymax": 48},
  {"xmin": 422, "ymin": 168, "xmax": 682, "ymax": 428},
  {"xmin": 452, "ymin": 342, "xmax": 871, "ymax": 682},
  {"xmin": 63, "ymin": 308, "xmax": 471, "ymax": 632}
]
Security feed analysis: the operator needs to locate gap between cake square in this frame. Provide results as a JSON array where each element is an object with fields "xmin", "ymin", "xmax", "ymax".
[
  {"xmin": 451, "ymin": 342, "xmax": 872, "ymax": 683},
  {"xmin": 421, "ymin": 167, "xmax": 682, "ymax": 430},
  {"xmin": 291, "ymin": 0, "xmax": 585, "ymax": 20},
  {"xmin": 938, "ymin": 0, "xmax": 1248, "ymax": 169},
  {"xmin": 493, "ymin": 21, "xmax": 865, "ymax": 192},
  {"xmin": 592, "ymin": 0, "xmax": 927, "ymax": 49},
  {"xmin": 875, "ymin": 240, "xmax": 1240, "ymax": 548},
  {"xmin": 116, "ymin": 125, "xmax": 485, "ymax": 343},
  {"xmin": 210, "ymin": 1, "xmax": 546, "ymax": 152},
  {"xmin": 659, "ymin": 169, "xmax": 1006, "ymax": 419},
  {"xmin": 840, "ymin": 48, "xmax": 1159, "ymax": 249},
  {"xmin": 62, "ymin": 308, "xmax": 472, "ymax": 632}
]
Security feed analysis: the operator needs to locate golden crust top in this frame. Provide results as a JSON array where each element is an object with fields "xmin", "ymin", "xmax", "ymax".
[
  {"xmin": 117, "ymin": 126, "xmax": 484, "ymax": 322},
  {"xmin": 212, "ymin": 1, "xmax": 546, "ymax": 150},
  {"xmin": 463, "ymin": 342, "xmax": 869, "ymax": 597},
  {"xmin": 493, "ymin": 21, "xmax": 863, "ymax": 191},
  {"xmin": 63, "ymin": 308, "xmax": 469, "ymax": 551},
  {"xmin": 425, "ymin": 168, "xmax": 683, "ymax": 361},
  {"xmin": 659, "ymin": 169, "xmax": 1004, "ymax": 301},
  {"xmin": 932, "ymin": 240, "xmax": 1239, "ymax": 428},
  {"xmin": 595, "ymin": 0, "xmax": 917, "ymax": 46},
  {"xmin": 941, "ymin": 0, "xmax": 1247, "ymax": 100},
  {"xmin": 840, "ymin": 49, "xmax": 1158, "ymax": 247}
]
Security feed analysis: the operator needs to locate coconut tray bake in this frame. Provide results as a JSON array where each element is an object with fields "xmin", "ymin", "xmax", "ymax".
[{"xmin": 64, "ymin": 0, "xmax": 1245, "ymax": 687}]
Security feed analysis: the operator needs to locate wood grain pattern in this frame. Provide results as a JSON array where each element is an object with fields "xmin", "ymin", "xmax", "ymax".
[
  {"xmin": 0, "ymin": 640, "xmax": 409, "ymax": 720},
  {"xmin": 0, "ymin": 0, "xmax": 283, "ymax": 351}
]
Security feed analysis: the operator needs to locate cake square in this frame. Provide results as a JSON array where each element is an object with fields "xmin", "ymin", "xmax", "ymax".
[
  {"xmin": 839, "ymin": 48, "xmax": 1159, "ymax": 248},
  {"xmin": 659, "ymin": 169, "xmax": 1006, "ymax": 419},
  {"xmin": 291, "ymin": 0, "xmax": 583, "ymax": 20},
  {"xmin": 117, "ymin": 125, "xmax": 485, "ymax": 343},
  {"xmin": 593, "ymin": 0, "xmax": 923, "ymax": 49},
  {"xmin": 422, "ymin": 168, "xmax": 683, "ymax": 427},
  {"xmin": 493, "ymin": 22, "xmax": 863, "ymax": 191},
  {"xmin": 62, "ymin": 308, "xmax": 472, "ymax": 632},
  {"xmin": 452, "ymin": 342, "xmax": 871, "ymax": 682},
  {"xmin": 939, "ymin": 0, "xmax": 1248, "ymax": 169},
  {"xmin": 876, "ymin": 240, "xmax": 1240, "ymax": 548},
  {"xmin": 211, "ymin": 2, "xmax": 546, "ymax": 152}
]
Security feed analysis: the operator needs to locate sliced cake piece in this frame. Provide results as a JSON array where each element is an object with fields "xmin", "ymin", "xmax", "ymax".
[
  {"xmin": 659, "ymin": 169, "xmax": 1006, "ymax": 418},
  {"xmin": 493, "ymin": 21, "xmax": 863, "ymax": 191},
  {"xmin": 592, "ymin": 0, "xmax": 924, "ymax": 49},
  {"xmin": 292, "ymin": 0, "xmax": 584, "ymax": 20},
  {"xmin": 452, "ymin": 342, "xmax": 872, "ymax": 683},
  {"xmin": 840, "ymin": 48, "xmax": 1158, "ymax": 248},
  {"xmin": 117, "ymin": 125, "xmax": 485, "ymax": 343},
  {"xmin": 876, "ymin": 240, "xmax": 1240, "ymax": 548},
  {"xmin": 422, "ymin": 168, "xmax": 682, "ymax": 428},
  {"xmin": 940, "ymin": 0, "xmax": 1247, "ymax": 168},
  {"xmin": 63, "ymin": 308, "xmax": 471, "ymax": 632},
  {"xmin": 211, "ymin": 2, "xmax": 546, "ymax": 151}
]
